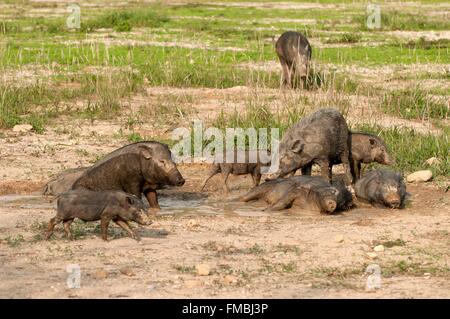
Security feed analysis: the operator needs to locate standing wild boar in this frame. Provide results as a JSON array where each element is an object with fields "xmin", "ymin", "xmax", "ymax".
[
  {"xmin": 200, "ymin": 150, "xmax": 271, "ymax": 193},
  {"xmin": 240, "ymin": 175, "xmax": 352, "ymax": 213},
  {"xmin": 349, "ymin": 132, "xmax": 393, "ymax": 182},
  {"xmin": 274, "ymin": 108, "xmax": 352, "ymax": 184},
  {"xmin": 354, "ymin": 169, "xmax": 406, "ymax": 208},
  {"xmin": 276, "ymin": 31, "xmax": 312, "ymax": 88},
  {"xmin": 72, "ymin": 141, "xmax": 185, "ymax": 209},
  {"xmin": 42, "ymin": 141, "xmax": 179, "ymax": 196},
  {"xmin": 46, "ymin": 190, "xmax": 152, "ymax": 241},
  {"xmin": 331, "ymin": 132, "xmax": 393, "ymax": 183}
]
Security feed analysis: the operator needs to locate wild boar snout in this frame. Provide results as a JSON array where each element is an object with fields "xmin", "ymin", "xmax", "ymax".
[{"xmin": 385, "ymin": 192, "xmax": 401, "ymax": 208}]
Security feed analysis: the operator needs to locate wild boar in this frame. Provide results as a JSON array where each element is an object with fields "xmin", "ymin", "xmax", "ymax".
[
  {"xmin": 45, "ymin": 190, "xmax": 152, "ymax": 241},
  {"xmin": 274, "ymin": 108, "xmax": 352, "ymax": 184},
  {"xmin": 276, "ymin": 31, "xmax": 312, "ymax": 88},
  {"xmin": 43, "ymin": 167, "xmax": 88, "ymax": 196},
  {"xmin": 72, "ymin": 142, "xmax": 185, "ymax": 209},
  {"xmin": 354, "ymin": 169, "xmax": 406, "ymax": 208},
  {"xmin": 331, "ymin": 132, "xmax": 393, "ymax": 183},
  {"xmin": 200, "ymin": 150, "xmax": 271, "ymax": 193},
  {"xmin": 240, "ymin": 175, "xmax": 352, "ymax": 213}
]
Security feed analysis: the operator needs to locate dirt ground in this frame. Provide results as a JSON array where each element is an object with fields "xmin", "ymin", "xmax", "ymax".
[
  {"xmin": 0, "ymin": 0, "xmax": 449, "ymax": 299},
  {"xmin": 0, "ymin": 125, "xmax": 449, "ymax": 298}
]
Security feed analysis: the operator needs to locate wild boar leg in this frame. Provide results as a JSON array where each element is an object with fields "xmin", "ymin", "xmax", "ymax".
[
  {"xmin": 351, "ymin": 159, "xmax": 360, "ymax": 183},
  {"xmin": 251, "ymin": 170, "xmax": 262, "ymax": 187},
  {"xmin": 317, "ymin": 159, "xmax": 332, "ymax": 182},
  {"xmin": 340, "ymin": 150, "xmax": 353, "ymax": 185},
  {"xmin": 279, "ymin": 58, "xmax": 291, "ymax": 87},
  {"xmin": 222, "ymin": 172, "xmax": 231, "ymax": 193},
  {"xmin": 145, "ymin": 190, "xmax": 160, "ymax": 210},
  {"xmin": 63, "ymin": 219, "xmax": 74, "ymax": 240},
  {"xmin": 114, "ymin": 219, "xmax": 140, "ymax": 241},
  {"xmin": 45, "ymin": 217, "xmax": 62, "ymax": 240},
  {"xmin": 200, "ymin": 165, "xmax": 220, "ymax": 191},
  {"xmin": 100, "ymin": 216, "xmax": 111, "ymax": 241}
]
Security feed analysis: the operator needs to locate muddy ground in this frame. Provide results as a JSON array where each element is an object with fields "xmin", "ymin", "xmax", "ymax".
[
  {"xmin": 0, "ymin": 0, "xmax": 449, "ymax": 299},
  {"xmin": 0, "ymin": 126, "xmax": 449, "ymax": 298}
]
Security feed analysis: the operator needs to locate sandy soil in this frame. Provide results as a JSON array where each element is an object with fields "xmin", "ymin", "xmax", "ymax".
[
  {"xmin": 0, "ymin": 98, "xmax": 449, "ymax": 298},
  {"xmin": 1, "ymin": 0, "xmax": 449, "ymax": 300}
]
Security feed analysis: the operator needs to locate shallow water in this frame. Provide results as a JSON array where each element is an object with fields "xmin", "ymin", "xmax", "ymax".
[{"xmin": 0, "ymin": 193, "xmax": 271, "ymax": 217}]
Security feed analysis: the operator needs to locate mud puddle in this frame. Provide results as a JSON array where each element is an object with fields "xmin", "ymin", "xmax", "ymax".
[
  {"xmin": 0, "ymin": 194, "xmax": 54, "ymax": 210},
  {"xmin": 0, "ymin": 192, "xmax": 273, "ymax": 217}
]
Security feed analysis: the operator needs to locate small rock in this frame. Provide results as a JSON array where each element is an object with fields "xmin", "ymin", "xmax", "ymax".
[
  {"xmin": 424, "ymin": 272, "xmax": 431, "ymax": 279},
  {"xmin": 335, "ymin": 234, "xmax": 344, "ymax": 243},
  {"xmin": 425, "ymin": 157, "xmax": 441, "ymax": 166},
  {"xmin": 119, "ymin": 267, "xmax": 136, "ymax": 277},
  {"xmin": 12, "ymin": 124, "xmax": 33, "ymax": 133},
  {"xmin": 187, "ymin": 219, "xmax": 199, "ymax": 228},
  {"xmin": 184, "ymin": 280, "xmax": 201, "ymax": 288},
  {"xmin": 406, "ymin": 170, "xmax": 432, "ymax": 183},
  {"xmin": 196, "ymin": 263, "xmax": 210, "ymax": 276},
  {"xmin": 93, "ymin": 269, "xmax": 109, "ymax": 280},
  {"xmin": 366, "ymin": 252, "xmax": 378, "ymax": 259},
  {"xmin": 222, "ymin": 275, "xmax": 238, "ymax": 286},
  {"xmin": 373, "ymin": 245, "xmax": 385, "ymax": 252}
]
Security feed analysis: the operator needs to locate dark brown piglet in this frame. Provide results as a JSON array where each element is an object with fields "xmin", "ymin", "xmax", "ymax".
[{"xmin": 46, "ymin": 190, "xmax": 152, "ymax": 241}]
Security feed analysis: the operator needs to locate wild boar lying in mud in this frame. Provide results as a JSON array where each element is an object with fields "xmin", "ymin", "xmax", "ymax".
[
  {"xmin": 272, "ymin": 108, "xmax": 352, "ymax": 184},
  {"xmin": 354, "ymin": 169, "xmax": 407, "ymax": 209},
  {"xmin": 72, "ymin": 141, "xmax": 185, "ymax": 209},
  {"xmin": 276, "ymin": 31, "xmax": 312, "ymax": 88},
  {"xmin": 330, "ymin": 132, "xmax": 393, "ymax": 183},
  {"xmin": 240, "ymin": 175, "xmax": 352, "ymax": 213},
  {"xmin": 46, "ymin": 190, "xmax": 152, "ymax": 241},
  {"xmin": 200, "ymin": 150, "xmax": 271, "ymax": 193}
]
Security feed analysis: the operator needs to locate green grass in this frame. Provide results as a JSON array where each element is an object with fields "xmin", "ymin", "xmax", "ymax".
[
  {"xmin": 354, "ymin": 10, "xmax": 450, "ymax": 31},
  {"xmin": 315, "ymin": 45, "xmax": 450, "ymax": 65},
  {"xmin": 174, "ymin": 265, "xmax": 196, "ymax": 274},
  {"xmin": 381, "ymin": 88, "xmax": 449, "ymax": 120},
  {"xmin": 355, "ymin": 124, "xmax": 450, "ymax": 177},
  {"xmin": 4, "ymin": 234, "xmax": 26, "ymax": 247},
  {"xmin": 382, "ymin": 260, "xmax": 450, "ymax": 277}
]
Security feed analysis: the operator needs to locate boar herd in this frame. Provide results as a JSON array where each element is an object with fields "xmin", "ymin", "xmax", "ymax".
[{"xmin": 43, "ymin": 31, "xmax": 408, "ymax": 242}]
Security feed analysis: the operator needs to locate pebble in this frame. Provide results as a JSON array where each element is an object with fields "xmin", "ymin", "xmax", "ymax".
[
  {"xmin": 119, "ymin": 267, "xmax": 136, "ymax": 277},
  {"xmin": 373, "ymin": 245, "xmax": 385, "ymax": 252},
  {"xmin": 93, "ymin": 269, "xmax": 109, "ymax": 280},
  {"xmin": 335, "ymin": 234, "xmax": 344, "ymax": 243},
  {"xmin": 425, "ymin": 157, "xmax": 441, "ymax": 166},
  {"xmin": 366, "ymin": 252, "xmax": 378, "ymax": 259},
  {"xmin": 406, "ymin": 170, "xmax": 433, "ymax": 183},
  {"xmin": 222, "ymin": 275, "xmax": 238, "ymax": 286},
  {"xmin": 12, "ymin": 124, "xmax": 33, "ymax": 133},
  {"xmin": 196, "ymin": 263, "xmax": 210, "ymax": 276}
]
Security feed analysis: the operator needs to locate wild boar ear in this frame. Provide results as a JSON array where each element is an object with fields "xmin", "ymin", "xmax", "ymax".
[
  {"xmin": 139, "ymin": 146, "xmax": 153, "ymax": 160},
  {"xmin": 122, "ymin": 196, "xmax": 132, "ymax": 208},
  {"xmin": 369, "ymin": 138, "xmax": 377, "ymax": 148},
  {"xmin": 291, "ymin": 140, "xmax": 304, "ymax": 154}
]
